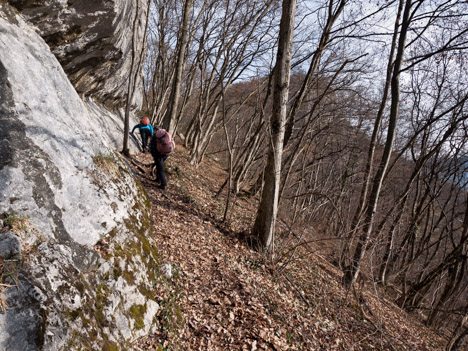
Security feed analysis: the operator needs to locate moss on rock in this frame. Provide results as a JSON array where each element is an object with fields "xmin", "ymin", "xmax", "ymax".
[{"xmin": 130, "ymin": 303, "xmax": 147, "ymax": 331}]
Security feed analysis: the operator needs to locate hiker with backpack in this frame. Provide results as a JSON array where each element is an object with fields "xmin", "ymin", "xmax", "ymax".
[
  {"xmin": 150, "ymin": 127, "xmax": 175, "ymax": 190},
  {"xmin": 131, "ymin": 116, "xmax": 154, "ymax": 152}
]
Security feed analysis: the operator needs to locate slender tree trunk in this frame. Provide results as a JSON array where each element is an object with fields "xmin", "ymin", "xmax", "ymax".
[
  {"xmin": 122, "ymin": 0, "xmax": 150, "ymax": 156},
  {"xmin": 122, "ymin": 0, "xmax": 142, "ymax": 156},
  {"xmin": 398, "ymin": 195, "xmax": 468, "ymax": 308},
  {"xmin": 343, "ymin": 0, "xmax": 413, "ymax": 287},
  {"xmin": 163, "ymin": 0, "xmax": 193, "ymax": 135},
  {"xmin": 283, "ymin": 0, "xmax": 346, "ymax": 147},
  {"xmin": 252, "ymin": 0, "xmax": 296, "ymax": 255},
  {"xmin": 341, "ymin": 0, "xmax": 404, "ymax": 267},
  {"xmin": 447, "ymin": 313, "xmax": 468, "ymax": 351},
  {"xmin": 427, "ymin": 258, "xmax": 465, "ymax": 326},
  {"xmin": 221, "ymin": 83, "xmax": 234, "ymax": 222}
]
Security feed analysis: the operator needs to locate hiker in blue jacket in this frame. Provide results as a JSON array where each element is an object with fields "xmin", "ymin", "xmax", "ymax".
[{"xmin": 131, "ymin": 116, "xmax": 153, "ymax": 152}]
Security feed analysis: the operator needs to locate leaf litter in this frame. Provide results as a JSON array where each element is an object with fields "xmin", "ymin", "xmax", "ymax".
[{"xmin": 129, "ymin": 145, "xmax": 446, "ymax": 351}]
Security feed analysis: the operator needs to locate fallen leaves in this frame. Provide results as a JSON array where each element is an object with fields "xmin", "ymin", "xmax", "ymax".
[{"xmin": 130, "ymin": 147, "xmax": 446, "ymax": 351}]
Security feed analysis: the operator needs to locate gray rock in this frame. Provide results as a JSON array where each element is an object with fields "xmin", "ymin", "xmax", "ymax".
[
  {"xmin": 7, "ymin": 0, "xmax": 148, "ymax": 109},
  {"xmin": 0, "ymin": 278, "xmax": 44, "ymax": 351},
  {"xmin": 0, "ymin": 231, "xmax": 22, "ymax": 259},
  {"xmin": 161, "ymin": 263, "xmax": 173, "ymax": 279},
  {"xmin": 0, "ymin": 4, "xmax": 158, "ymax": 350}
]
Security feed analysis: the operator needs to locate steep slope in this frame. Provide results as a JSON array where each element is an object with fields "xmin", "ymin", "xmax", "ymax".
[{"xmin": 130, "ymin": 146, "xmax": 447, "ymax": 350}]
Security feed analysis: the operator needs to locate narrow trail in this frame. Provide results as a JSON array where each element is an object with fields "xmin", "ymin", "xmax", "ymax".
[
  {"xmin": 130, "ymin": 150, "xmax": 285, "ymax": 350},
  {"xmin": 128, "ymin": 148, "xmax": 446, "ymax": 351}
]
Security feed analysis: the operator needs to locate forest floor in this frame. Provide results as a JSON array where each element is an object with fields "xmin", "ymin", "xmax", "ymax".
[{"xmin": 129, "ymin": 144, "xmax": 447, "ymax": 351}]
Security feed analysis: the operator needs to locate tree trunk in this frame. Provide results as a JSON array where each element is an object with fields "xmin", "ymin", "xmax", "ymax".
[
  {"xmin": 346, "ymin": 0, "xmax": 404, "ymax": 246},
  {"xmin": 283, "ymin": 0, "xmax": 346, "ymax": 147},
  {"xmin": 252, "ymin": 0, "xmax": 296, "ymax": 255},
  {"xmin": 122, "ymin": 0, "xmax": 143, "ymax": 156},
  {"xmin": 163, "ymin": 0, "xmax": 193, "ymax": 136},
  {"xmin": 446, "ymin": 313, "xmax": 468, "ymax": 351},
  {"xmin": 122, "ymin": 0, "xmax": 150, "ymax": 156},
  {"xmin": 343, "ymin": 0, "xmax": 413, "ymax": 287}
]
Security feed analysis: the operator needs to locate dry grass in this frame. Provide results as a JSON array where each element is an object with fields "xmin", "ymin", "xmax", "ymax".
[
  {"xmin": 0, "ymin": 260, "xmax": 17, "ymax": 313},
  {"xmin": 0, "ymin": 213, "xmax": 26, "ymax": 313},
  {"xmin": 92, "ymin": 153, "xmax": 120, "ymax": 178},
  {"xmin": 3, "ymin": 213, "xmax": 30, "ymax": 233}
]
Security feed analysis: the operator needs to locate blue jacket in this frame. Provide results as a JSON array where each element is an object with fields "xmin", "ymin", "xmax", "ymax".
[{"xmin": 132, "ymin": 123, "xmax": 154, "ymax": 136}]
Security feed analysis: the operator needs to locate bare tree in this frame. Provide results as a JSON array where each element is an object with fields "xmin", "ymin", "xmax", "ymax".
[
  {"xmin": 162, "ymin": 0, "xmax": 194, "ymax": 135},
  {"xmin": 185, "ymin": 0, "xmax": 276, "ymax": 166},
  {"xmin": 143, "ymin": 0, "xmax": 178, "ymax": 125},
  {"xmin": 252, "ymin": 0, "xmax": 296, "ymax": 255},
  {"xmin": 343, "ymin": 0, "xmax": 415, "ymax": 287},
  {"xmin": 341, "ymin": 0, "xmax": 405, "ymax": 268},
  {"xmin": 122, "ymin": 0, "xmax": 151, "ymax": 156}
]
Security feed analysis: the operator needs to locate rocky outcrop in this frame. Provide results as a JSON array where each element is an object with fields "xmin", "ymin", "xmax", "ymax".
[
  {"xmin": 0, "ymin": 3, "xmax": 158, "ymax": 350},
  {"xmin": 6, "ymin": 0, "xmax": 148, "ymax": 109}
]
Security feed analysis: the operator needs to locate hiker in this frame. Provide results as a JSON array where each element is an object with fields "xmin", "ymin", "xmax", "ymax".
[
  {"xmin": 150, "ymin": 127, "xmax": 175, "ymax": 190},
  {"xmin": 131, "ymin": 116, "xmax": 154, "ymax": 152}
]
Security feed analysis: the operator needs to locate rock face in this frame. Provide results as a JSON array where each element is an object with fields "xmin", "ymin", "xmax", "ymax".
[
  {"xmin": 7, "ymin": 0, "xmax": 148, "ymax": 109},
  {"xmin": 0, "ymin": 3, "xmax": 158, "ymax": 350}
]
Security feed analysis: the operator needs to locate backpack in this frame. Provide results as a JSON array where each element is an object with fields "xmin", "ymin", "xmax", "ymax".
[
  {"xmin": 152, "ymin": 129, "xmax": 175, "ymax": 155},
  {"xmin": 140, "ymin": 116, "xmax": 150, "ymax": 126}
]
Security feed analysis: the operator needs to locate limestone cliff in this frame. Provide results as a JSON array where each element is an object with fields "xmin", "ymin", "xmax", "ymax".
[
  {"xmin": 7, "ymin": 0, "xmax": 147, "ymax": 109},
  {"xmin": 0, "ymin": 2, "xmax": 158, "ymax": 350}
]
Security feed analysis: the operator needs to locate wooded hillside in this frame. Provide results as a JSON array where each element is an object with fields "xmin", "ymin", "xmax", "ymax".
[{"xmin": 127, "ymin": 0, "xmax": 467, "ymax": 349}]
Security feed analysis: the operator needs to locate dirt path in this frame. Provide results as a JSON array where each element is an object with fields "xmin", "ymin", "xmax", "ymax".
[{"xmin": 131, "ymin": 152, "xmax": 288, "ymax": 350}]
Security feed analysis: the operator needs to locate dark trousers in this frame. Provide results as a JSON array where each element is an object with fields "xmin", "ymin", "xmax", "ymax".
[
  {"xmin": 140, "ymin": 130, "xmax": 150, "ymax": 151},
  {"xmin": 153, "ymin": 152, "xmax": 168, "ymax": 186}
]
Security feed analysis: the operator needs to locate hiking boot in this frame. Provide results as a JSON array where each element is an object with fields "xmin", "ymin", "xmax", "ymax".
[{"xmin": 158, "ymin": 184, "xmax": 166, "ymax": 190}]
